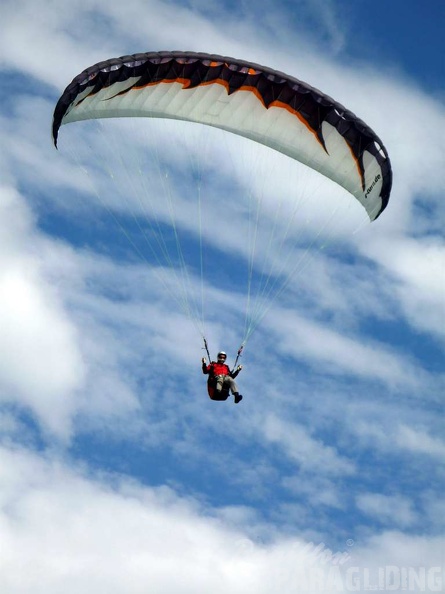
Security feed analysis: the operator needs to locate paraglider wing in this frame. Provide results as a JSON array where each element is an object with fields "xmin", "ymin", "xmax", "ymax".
[{"xmin": 52, "ymin": 51, "xmax": 392, "ymax": 220}]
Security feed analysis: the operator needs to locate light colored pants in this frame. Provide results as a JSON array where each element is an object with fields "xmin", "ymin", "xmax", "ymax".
[{"xmin": 215, "ymin": 374, "xmax": 238, "ymax": 394}]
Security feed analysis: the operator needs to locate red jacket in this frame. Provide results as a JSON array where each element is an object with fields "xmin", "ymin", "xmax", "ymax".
[
  {"xmin": 203, "ymin": 362, "xmax": 230, "ymax": 377},
  {"xmin": 203, "ymin": 362, "xmax": 239, "ymax": 378}
]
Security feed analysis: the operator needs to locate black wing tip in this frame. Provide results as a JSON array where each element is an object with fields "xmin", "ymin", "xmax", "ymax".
[
  {"xmin": 52, "ymin": 113, "xmax": 61, "ymax": 148},
  {"xmin": 52, "ymin": 126, "xmax": 59, "ymax": 148}
]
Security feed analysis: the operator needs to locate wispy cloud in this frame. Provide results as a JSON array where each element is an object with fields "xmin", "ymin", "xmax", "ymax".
[{"xmin": 356, "ymin": 492, "xmax": 418, "ymax": 529}]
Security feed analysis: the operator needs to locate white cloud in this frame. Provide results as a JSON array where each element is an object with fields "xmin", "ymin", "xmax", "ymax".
[
  {"xmin": 0, "ymin": 182, "xmax": 146, "ymax": 441},
  {"xmin": 0, "ymin": 185, "xmax": 85, "ymax": 439},
  {"xmin": 265, "ymin": 307, "xmax": 429, "ymax": 390},
  {"xmin": 0, "ymin": 445, "xmax": 257, "ymax": 594},
  {"xmin": 356, "ymin": 493, "xmax": 417, "ymax": 529},
  {"xmin": 351, "ymin": 530, "xmax": 445, "ymax": 575},
  {"xmin": 262, "ymin": 414, "xmax": 355, "ymax": 476},
  {"xmin": 395, "ymin": 424, "xmax": 445, "ymax": 461},
  {"xmin": 364, "ymin": 235, "xmax": 445, "ymax": 341},
  {"xmin": 0, "ymin": 444, "xmax": 347, "ymax": 594},
  {"xmin": 1, "ymin": 444, "xmax": 443, "ymax": 594}
]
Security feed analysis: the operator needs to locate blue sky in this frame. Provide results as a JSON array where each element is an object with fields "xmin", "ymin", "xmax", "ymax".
[
  {"xmin": 1, "ymin": 1, "xmax": 444, "ymax": 592},
  {"xmin": 303, "ymin": 0, "xmax": 445, "ymax": 93}
]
